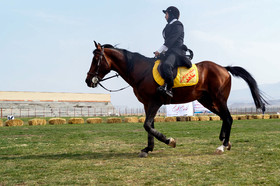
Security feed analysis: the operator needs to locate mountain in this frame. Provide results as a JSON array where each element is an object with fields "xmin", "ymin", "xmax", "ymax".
[{"xmin": 228, "ymin": 82, "xmax": 280, "ymax": 107}]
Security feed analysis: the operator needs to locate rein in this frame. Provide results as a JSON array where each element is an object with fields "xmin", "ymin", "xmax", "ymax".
[
  {"xmin": 98, "ymin": 82, "xmax": 130, "ymax": 92},
  {"xmin": 98, "ymin": 73, "xmax": 130, "ymax": 92}
]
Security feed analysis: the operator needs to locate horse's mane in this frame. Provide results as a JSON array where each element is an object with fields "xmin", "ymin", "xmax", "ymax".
[{"xmin": 102, "ymin": 44, "xmax": 155, "ymax": 73}]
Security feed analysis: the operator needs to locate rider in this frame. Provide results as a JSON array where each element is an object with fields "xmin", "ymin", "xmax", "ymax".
[{"xmin": 154, "ymin": 6, "xmax": 192, "ymax": 98}]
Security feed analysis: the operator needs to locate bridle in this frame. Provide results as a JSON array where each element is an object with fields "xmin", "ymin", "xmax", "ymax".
[{"xmin": 87, "ymin": 46, "xmax": 130, "ymax": 92}]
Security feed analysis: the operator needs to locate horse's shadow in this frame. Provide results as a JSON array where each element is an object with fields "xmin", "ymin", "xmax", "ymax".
[
  {"xmin": 0, "ymin": 151, "xmax": 140, "ymax": 161},
  {"xmin": 0, "ymin": 149, "xmax": 220, "ymax": 161}
]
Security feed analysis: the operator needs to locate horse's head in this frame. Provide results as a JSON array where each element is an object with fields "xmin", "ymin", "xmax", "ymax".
[{"xmin": 86, "ymin": 41, "xmax": 112, "ymax": 88}]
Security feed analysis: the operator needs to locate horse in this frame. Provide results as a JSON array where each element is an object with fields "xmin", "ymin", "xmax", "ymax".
[{"xmin": 86, "ymin": 41, "xmax": 266, "ymax": 157}]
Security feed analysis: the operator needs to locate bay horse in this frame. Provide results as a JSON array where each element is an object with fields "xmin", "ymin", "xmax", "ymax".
[{"xmin": 86, "ymin": 41, "xmax": 266, "ymax": 157}]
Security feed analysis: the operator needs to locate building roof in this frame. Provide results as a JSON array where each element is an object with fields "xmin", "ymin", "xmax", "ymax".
[{"xmin": 0, "ymin": 91, "xmax": 110, "ymax": 102}]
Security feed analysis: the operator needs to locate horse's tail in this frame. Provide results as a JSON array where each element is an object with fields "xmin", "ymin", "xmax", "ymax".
[{"xmin": 225, "ymin": 66, "xmax": 267, "ymax": 112}]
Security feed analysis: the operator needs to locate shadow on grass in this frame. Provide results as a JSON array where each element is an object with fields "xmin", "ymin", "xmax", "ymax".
[
  {"xmin": 0, "ymin": 151, "xmax": 141, "ymax": 160},
  {"xmin": 0, "ymin": 150, "xmax": 219, "ymax": 161}
]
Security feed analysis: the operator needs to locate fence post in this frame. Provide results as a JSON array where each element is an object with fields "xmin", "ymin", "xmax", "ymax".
[{"xmin": 1, "ymin": 108, "xmax": 2, "ymax": 119}]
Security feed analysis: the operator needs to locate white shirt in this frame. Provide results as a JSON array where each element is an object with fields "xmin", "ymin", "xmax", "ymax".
[{"xmin": 157, "ymin": 19, "xmax": 178, "ymax": 53}]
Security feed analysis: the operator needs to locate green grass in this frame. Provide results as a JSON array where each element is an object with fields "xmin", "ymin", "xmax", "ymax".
[{"xmin": 0, "ymin": 119, "xmax": 280, "ymax": 185}]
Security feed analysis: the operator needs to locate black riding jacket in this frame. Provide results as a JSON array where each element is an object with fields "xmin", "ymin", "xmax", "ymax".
[{"xmin": 163, "ymin": 20, "xmax": 185, "ymax": 56}]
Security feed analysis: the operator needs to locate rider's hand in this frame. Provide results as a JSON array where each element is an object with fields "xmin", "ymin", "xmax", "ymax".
[{"xmin": 154, "ymin": 51, "xmax": 160, "ymax": 57}]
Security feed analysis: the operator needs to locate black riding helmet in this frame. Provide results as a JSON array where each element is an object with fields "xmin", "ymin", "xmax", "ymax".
[{"xmin": 162, "ymin": 6, "xmax": 180, "ymax": 19}]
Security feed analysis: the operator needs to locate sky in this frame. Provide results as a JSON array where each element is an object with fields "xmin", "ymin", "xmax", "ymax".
[{"xmin": 1, "ymin": 0, "xmax": 280, "ymax": 108}]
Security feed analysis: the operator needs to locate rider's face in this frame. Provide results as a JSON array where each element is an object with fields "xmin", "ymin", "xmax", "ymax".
[{"xmin": 165, "ymin": 12, "xmax": 169, "ymax": 21}]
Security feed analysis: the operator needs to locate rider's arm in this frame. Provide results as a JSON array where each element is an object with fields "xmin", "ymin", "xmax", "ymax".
[{"xmin": 157, "ymin": 45, "xmax": 168, "ymax": 53}]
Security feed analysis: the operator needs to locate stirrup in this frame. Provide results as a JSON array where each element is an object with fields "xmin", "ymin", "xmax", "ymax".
[
  {"xmin": 165, "ymin": 89, "xmax": 173, "ymax": 98},
  {"xmin": 157, "ymin": 84, "xmax": 173, "ymax": 98}
]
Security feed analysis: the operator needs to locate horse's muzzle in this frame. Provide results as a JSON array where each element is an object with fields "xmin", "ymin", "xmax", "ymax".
[{"xmin": 85, "ymin": 76, "xmax": 99, "ymax": 88}]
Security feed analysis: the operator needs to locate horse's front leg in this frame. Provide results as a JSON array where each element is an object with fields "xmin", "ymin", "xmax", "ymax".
[
  {"xmin": 139, "ymin": 103, "xmax": 176, "ymax": 157},
  {"xmin": 139, "ymin": 121, "xmax": 155, "ymax": 157}
]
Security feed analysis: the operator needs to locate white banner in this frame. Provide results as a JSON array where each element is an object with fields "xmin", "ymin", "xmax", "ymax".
[
  {"xmin": 193, "ymin": 100, "xmax": 211, "ymax": 114},
  {"xmin": 166, "ymin": 102, "xmax": 194, "ymax": 117}
]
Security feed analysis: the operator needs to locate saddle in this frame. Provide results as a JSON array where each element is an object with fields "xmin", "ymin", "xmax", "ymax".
[{"xmin": 152, "ymin": 60, "xmax": 199, "ymax": 88}]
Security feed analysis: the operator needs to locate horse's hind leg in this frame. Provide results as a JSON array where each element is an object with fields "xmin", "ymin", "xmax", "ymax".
[
  {"xmin": 216, "ymin": 104, "xmax": 233, "ymax": 153},
  {"xmin": 198, "ymin": 92, "xmax": 233, "ymax": 153}
]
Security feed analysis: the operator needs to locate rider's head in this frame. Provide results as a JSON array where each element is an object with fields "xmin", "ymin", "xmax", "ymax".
[{"xmin": 163, "ymin": 6, "xmax": 180, "ymax": 23}]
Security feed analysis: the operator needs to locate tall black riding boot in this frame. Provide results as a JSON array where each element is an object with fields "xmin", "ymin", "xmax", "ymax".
[{"xmin": 165, "ymin": 78, "xmax": 174, "ymax": 98}]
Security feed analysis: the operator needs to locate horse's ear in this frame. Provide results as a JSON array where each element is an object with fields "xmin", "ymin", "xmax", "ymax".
[{"xmin": 94, "ymin": 41, "xmax": 98, "ymax": 48}]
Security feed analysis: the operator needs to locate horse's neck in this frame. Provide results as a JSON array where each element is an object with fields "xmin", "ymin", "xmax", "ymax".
[{"xmin": 108, "ymin": 49, "xmax": 152, "ymax": 86}]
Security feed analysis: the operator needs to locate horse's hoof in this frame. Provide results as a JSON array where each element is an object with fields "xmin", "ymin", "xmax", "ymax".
[
  {"xmin": 215, "ymin": 149, "xmax": 223, "ymax": 155},
  {"xmin": 227, "ymin": 142, "xmax": 232, "ymax": 151},
  {"xmin": 139, "ymin": 151, "xmax": 148, "ymax": 158},
  {"xmin": 215, "ymin": 145, "xmax": 225, "ymax": 155},
  {"xmin": 168, "ymin": 138, "xmax": 176, "ymax": 148}
]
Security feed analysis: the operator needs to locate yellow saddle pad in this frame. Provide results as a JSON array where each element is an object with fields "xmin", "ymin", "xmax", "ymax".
[{"xmin": 152, "ymin": 60, "xmax": 199, "ymax": 88}]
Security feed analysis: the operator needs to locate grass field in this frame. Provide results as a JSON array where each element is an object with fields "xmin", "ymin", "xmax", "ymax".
[{"xmin": 0, "ymin": 119, "xmax": 280, "ymax": 185}]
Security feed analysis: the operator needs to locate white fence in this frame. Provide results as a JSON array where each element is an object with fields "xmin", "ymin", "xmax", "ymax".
[{"xmin": 1, "ymin": 106, "xmax": 279, "ymax": 119}]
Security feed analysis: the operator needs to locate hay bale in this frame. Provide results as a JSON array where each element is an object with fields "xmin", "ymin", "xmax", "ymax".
[
  {"xmin": 0, "ymin": 119, "xmax": 3, "ymax": 127},
  {"xmin": 270, "ymin": 114, "xmax": 280, "ymax": 119},
  {"xmin": 262, "ymin": 114, "xmax": 270, "ymax": 119},
  {"xmin": 187, "ymin": 116, "xmax": 199, "ymax": 121},
  {"xmin": 210, "ymin": 116, "xmax": 220, "ymax": 121},
  {"xmin": 124, "ymin": 117, "xmax": 139, "ymax": 123},
  {"xmin": 49, "ymin": 118, "xmax": 66, "ymax": 125},
  {"xmin": 87, "ymin": 118, "xmax": 102, "ymax": 124},
  {"xmin": 138, "ymin": 117, "xmax": 145, "ymax": 123},
  {"xmin": 231, "ymin": 115, "xmax": 238, "ymax": 120},
  {"xmin": 5, "ymin": 119, "xmax": 24, "ymax": 126},
  {"xmin": 68, "ymin": 118, "xmax": 84, "ymax": 124},
  {"xmin": 28, "ymin": 118, "xmax": 47, "ymax": 126},
  {"xmin": 238, "ymin": 115, "xmax": 247, "ymax": 120},
  {"xmin": 198, "ymin": 116, "xmax": 210, "ymax": 121},
  {"xmin": 164, "ymin": 117, "xmax": 176, "ymax": 122},
  {"xmin": 176, "ymin": 116, "xmax": 187, "ymax": 121},
  {"xmin": 154, "ymin": 117, "xmax": 164, "ymax": 122},
  {"xmin": 252, "ymin": 115, "xmax": 262, "ymax": 119},
  {"xmin": 107, "ymin": 117, "xmax": 122, "ymax": 123},
  {"xmin": 246, "ymin": 115, "xmax": 254, "ymax": 120}
]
